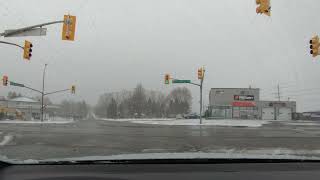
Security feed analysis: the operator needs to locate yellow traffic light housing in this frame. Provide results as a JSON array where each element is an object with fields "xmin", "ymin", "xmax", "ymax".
[
  {"xmin": 23, "ymin": 40, "xmax": 33, "ymax": 60},
  {"xmin": 256, "ymin": 0, "xmax": 271, "ymax": 16},
  {"xmin": 164, "ymin": 74, "xmax": 170, "ymax": 84},
  {"xmin": 310, "ymin": 35, "xmax": 320, "ymax": 57},
  {"xmin": 62, "ymin": 15, "xmax": 76, "ymax": 41},
  {"xmin": 2, "ymin": 75, "xmax": 8, "ymax": 86},
  {"xmin": 198, "ymin": 68, "xmax": 204, "ymax": 80},
  {"xmin": 71, "ymin": 85, "xmax": 76, "ymax": 94}
]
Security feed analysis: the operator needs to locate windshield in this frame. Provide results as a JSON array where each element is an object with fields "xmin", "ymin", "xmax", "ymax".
[{"xmin": 0, "ymin": 0, "xmax": 320, "ymax": 163}]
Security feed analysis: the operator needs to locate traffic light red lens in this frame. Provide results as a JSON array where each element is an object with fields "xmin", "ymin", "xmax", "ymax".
[
  {"xmin": 30, "ymin": 44, "xmax": 33, "ymax": 48},
  {"xmin": 310, "ymin": 40, "xmax": 313, "ymax": 44}
]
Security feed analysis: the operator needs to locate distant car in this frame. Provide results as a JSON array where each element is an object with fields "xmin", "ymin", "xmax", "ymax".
[
  {"xmin": 176, "ymin": 114, "xmax": 183, "ymax": 119},
  {"xmin": 184, "ymin": 114, "xmax": 200, "ymax": 119}
]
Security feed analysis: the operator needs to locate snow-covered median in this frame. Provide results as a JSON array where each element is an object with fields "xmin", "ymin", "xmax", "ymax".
[{"xmin": 99, "ymin": 118, "xmax": 271, "ymax": 127}]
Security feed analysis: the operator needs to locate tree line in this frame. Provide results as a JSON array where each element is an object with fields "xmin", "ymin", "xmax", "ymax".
[{"xmin": 94, "ymin": 84, "xmax": 192, "ymax": 118}]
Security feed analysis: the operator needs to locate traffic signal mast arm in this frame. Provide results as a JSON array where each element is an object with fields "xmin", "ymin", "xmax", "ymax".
[
  {"xmin": 44, "ymin": 88, "xmax": 70, "ymax": 96},
  {"xmin": 0, "ymin": 20, "xmax": 63, "ymax": 37},
  {"xmin": 8, "ymin": 80, "xmax": 73, "ymax": 96},
  {"xmin": 188, "ymin": 81, "xmax": 201, "ymax": 87},
  {"xmin": 0, "ymin": 40, "xmax": 24, "ymax": 50}
]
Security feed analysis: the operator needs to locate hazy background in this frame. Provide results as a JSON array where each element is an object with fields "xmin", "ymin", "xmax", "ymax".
[{"xmin": 0, "ymin": 0, "xmax": 319, "ymax": 112}]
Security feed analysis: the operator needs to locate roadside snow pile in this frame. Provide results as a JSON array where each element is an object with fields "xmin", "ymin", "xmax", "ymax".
[
  {"xmin": 41, "ymin": 149, "xmax": 320, "ymax": 162},
  {"xmin": 131, "ymin": 119, "xmax": 270, "ymax": 127},
  {"xmin": 98, "ymin": 118, "xmax": 271, "ymax": 127},
  {"xmin": 0, "ymin": 135, "xmax": 13, "ymax": 146},
  {"xmin": 284, "ymin": 121, "xmax": 320, "ymax": 126},
  {"xmin": 0, "ymin": 117, "xmax": 74, "ymax": 124}
]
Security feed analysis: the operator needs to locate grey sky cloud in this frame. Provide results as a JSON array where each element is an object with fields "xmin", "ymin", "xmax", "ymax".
[{"xmin": 0, "ymin": 0, "xmax": 319, "ymax": 112}]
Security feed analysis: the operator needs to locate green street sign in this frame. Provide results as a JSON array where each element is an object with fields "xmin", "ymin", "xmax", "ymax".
[
  {"xmin": 10, "ymin": 82, "xmax": 24, "ymax": 87},
  {"xmin": 172, "ymin": 79, "xmax": 191, "ymax": 84}
]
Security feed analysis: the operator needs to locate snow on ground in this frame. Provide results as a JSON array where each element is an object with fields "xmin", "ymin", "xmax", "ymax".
[
  {"xmin": 132, "ymin": 119, "xmax": 271, "ymax": 127},
  {"xmin": 0, "ymin": 135, "xmax": 13, "ymax": 146},
  {"xmin": 98, "ymin": 118, "xmax": 271, "ymax": 127},
  {"xmin": 284, "ymin": 121, "xmax": 320, "ymax": 126},
  {"xmin": 0, "ymin": 117, "xmax": 74, "ymax": 124},
  {"xmin": 34, "ymin": 148, "xmax": 320, "ymax": 162}
]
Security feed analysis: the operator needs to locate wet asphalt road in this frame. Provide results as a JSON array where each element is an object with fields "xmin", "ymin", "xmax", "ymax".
[{"xmin": 1, "ymin": 117, "xmax": 320, "ymax": 161}]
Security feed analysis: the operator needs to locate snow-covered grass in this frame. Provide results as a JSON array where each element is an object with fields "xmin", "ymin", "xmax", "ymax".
[{"xmin": 98, "ymin": 118, "xmax": 271, "ymax": 127}]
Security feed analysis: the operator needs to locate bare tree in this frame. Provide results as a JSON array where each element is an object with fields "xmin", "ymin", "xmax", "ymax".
[
  {"xmin": 7, "ymin": 91, "xmax": 22, "ymax": 99},
  {"xmin": 167, "ymin": 87, "xmax": 192, "ymax": 115},
  {"xmin": 107, "ymin": 98, "xmax": 117, "ymax": 118},
  {"xmin": 129, "ymin": 84, "xmax": 147, "ymax": 116},
  {"xmin": 94, "ymin": 84, "xmax": 190, "ymax": 119}
]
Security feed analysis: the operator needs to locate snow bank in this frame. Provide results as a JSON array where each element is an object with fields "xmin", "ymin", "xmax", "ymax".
[
  {"xmin": 98, "ymin": 118, "xmax": 270, "ymax": 127},
  {"xmin": 0, "ymin": 118, "xmax": 74, "ymax": 124},
  {"xmin": 132, "ymin": 119, "xmax": 271, "ymax": 127},
  {"xmin": 35, "ymin": 149, "xmax": 320, "ymax": 162},
  {"xmin": 0, "ymin": 135, "xmax": 13, "ymax": 146},
  {"xmin": 284, "ymin": 121, "xmax": 320, "ymax": 126}
]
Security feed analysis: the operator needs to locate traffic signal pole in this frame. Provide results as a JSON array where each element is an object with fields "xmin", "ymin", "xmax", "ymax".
[
  {"xmin": 168, "ymin": 68, "xmax": 205, "ymax": 124},
  {"xmin": 7, "ymin": 64, "xmax": 74, "ymax": 122},
  {"xmin": 199, "ymin": 70, "xmax": 205, "ymax": 124}
]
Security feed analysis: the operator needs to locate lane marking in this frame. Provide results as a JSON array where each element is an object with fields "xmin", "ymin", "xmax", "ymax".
[{"xmin": 0, "ymin": 135, "xmax": 13, "ymax": 146}]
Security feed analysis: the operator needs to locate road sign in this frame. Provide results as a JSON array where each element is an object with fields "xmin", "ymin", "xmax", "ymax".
[
  {"xmin": 10, "ymin": 82, "xmax": 25, "ymax": 87},
  {"xmin": 4, "ymin": 28, "xmax": 47, "ymax": 37},
  {"xmin": 172, "ymin": 79, "xmax": 191, "ymax": 84}
]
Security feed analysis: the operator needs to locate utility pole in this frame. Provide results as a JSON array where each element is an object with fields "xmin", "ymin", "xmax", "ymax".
[
  {"xmin": 277, "ymin": 84, "xmax": 281, "ymax": 101},
  {"xmin": 41, "ymin": 64, "xmax": 48, "ymax": 122}
]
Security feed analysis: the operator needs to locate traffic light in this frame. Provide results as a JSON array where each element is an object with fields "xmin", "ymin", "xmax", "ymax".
[
  {"xmin": 256, "ymin": 0, "xmax": 271, "ymax": 16},
  {"xmin": 23, "ymin": 40, "xmax": 33, "ymax": 60},
  {"xmin": 2, "ymin": 75, "xmax": 8, "ymax": 86},
  {"xmin": 310, "ymin": 35, "xmax": 320, "ymax": 57},
  {"xmin": 198, "ymin": 68, "xmax": 204, "ymax": 80},
  {"xmin": 71, "ymin": 85, "xmax": 76, "ymax": 94},
  {"xmin": 62, "ymin": 15, "xmax": 76, "ymax": 41},
  {"xmin": 164, "ymin": 74, "xmax": 170, "ymax": 84}
]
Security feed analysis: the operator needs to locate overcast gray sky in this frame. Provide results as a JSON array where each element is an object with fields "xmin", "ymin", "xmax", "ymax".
[{"xmin": 0, "ymin": 0, "xmax": 319, "ymax": 112}]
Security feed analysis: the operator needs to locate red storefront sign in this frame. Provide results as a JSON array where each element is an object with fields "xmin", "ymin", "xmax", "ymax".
[{"xmin": 232, "ymin": 101, "xmax": 256, "ymax": 107}]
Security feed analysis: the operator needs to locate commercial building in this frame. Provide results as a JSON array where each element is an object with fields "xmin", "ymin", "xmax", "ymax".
[
  {"xmin": 0, "ymin": 96, "xmax": 59, "ymax": 120},
  {"xmin": 208, "ymin": 88, "xmax": 296, "ymax": 120}
]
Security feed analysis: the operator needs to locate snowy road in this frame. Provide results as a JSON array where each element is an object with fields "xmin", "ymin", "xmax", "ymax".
[{"xmin": 1, "ymin": 118, "xmax": 320, "ymax": 161}]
